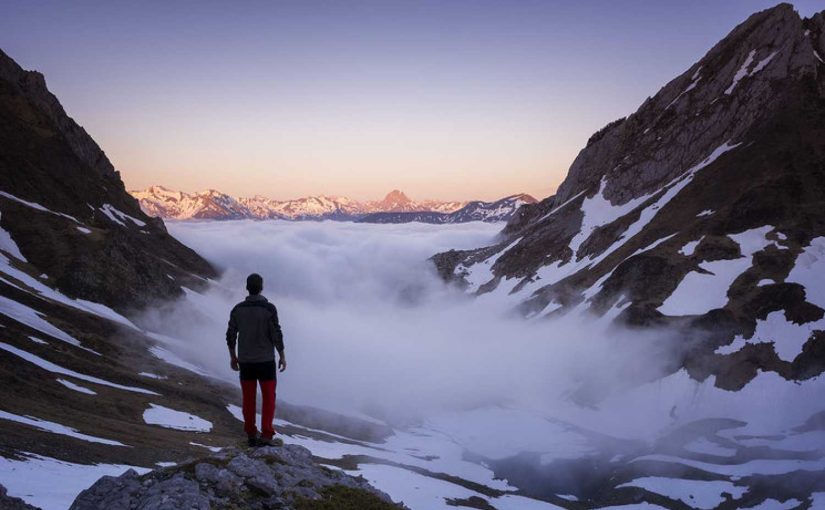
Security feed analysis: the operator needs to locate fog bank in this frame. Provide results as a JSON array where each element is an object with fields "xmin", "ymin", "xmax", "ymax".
[{"xmin": 138, "ymin": 221, "xmax": 821, "ymax": 442}]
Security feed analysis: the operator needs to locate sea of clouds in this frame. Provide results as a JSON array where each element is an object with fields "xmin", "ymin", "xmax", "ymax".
[{"xmin": 137, "ymin": 220, "xmax": 823, "ymax": 445}]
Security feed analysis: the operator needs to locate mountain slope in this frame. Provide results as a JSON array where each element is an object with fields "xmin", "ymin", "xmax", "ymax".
[
  {"xmin": 432, "ymin": 3, "xmax": 825, "ymax": 390},
  {"xmin": 0, "ymin": 50, "xmax": 216, "ymax": 312}
]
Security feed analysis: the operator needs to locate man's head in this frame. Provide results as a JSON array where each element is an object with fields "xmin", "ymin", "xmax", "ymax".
[{"xmin": 246, "ymin": 273, "xmax": 263, "ymax": 295}]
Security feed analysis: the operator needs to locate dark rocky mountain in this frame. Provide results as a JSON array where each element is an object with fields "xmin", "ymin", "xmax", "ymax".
[
  {"xmin": 0, "ymin": 50, "xmax": 216, "ymax": 312},
  {"xmin": 357, "ymin": 193, "xmax": 537, "ymax": 224},
  {"xmin": 433, "ymin": 4, "xmax": 825, "ymax": 390}
]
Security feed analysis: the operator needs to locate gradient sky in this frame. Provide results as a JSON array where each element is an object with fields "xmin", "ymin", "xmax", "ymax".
[{"xmin": 1, "ymin": 1, "xmax": 822, "ymax": 201}]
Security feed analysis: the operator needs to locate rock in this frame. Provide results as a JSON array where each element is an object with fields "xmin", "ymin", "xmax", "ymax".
[
  {"xmin": 70, "ymin": 445, "xmax": 404, "ymax": 510},
  {"xmin": 0, "ymin": 484, "xmax": 39, "ymax": 510}
]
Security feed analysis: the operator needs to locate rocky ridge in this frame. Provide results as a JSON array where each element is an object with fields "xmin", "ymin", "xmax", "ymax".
[
  {"xmin": 70, "ymin": 445, "xmax": 403, "ymax": 510},
  {"xmin": 432, "ymin": 3, "xmax": 825, "ymax": 390}
]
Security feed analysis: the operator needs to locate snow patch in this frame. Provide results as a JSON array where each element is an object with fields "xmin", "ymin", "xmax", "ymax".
[
  {"xmin": 143, "ymin": 403, "xmax": 212, "ymax": 432},
  {"xmin": 0, "ymin": 220, "xmax": 26, "ymax": 261},
  {"xmin": 679, "ymin": 236, "xmax": 703, "ymax": 256},
  {"xmin": 725, "ymin": 49, "xmax": 756, "ymax": 95},
  {"xmin": 741, "ymin": 499, "xmax": 801, "ymax": 509},
  {"xmin": 138, "ymin": 371, "xmax": 167, "ymax": 380},
  {"xmin": 0, "ymin": 191, "xmax": 82, "ymax": 224},
  {"xmin": 0, "ymin": 452, "xmax": 147, "ymax": 510},
  {"xmin": 99, "ymin": 203, "xmax": 146, "ymax": 227},
  {"xmin": 0, "ymin": 252, "xmax": 139, "ymax": 330},
  {"xmin": 660, "ymin": 226, "xmax": 773, "ymax": 316},
  {"xmin": 715, "ymin": 310, "xmax": 823, "ymax": 361},
  {"xmin": 666, "ymin": 72, "xmax": 702, "ymax": 109},
  {"xmin": 0, "ymin": 342, "xmax": 158, "ymax": 395},
  {"xmin": 0, "ymin": 410, "xmax": 124, "ymax": 446},
  {"xmin": 569, "ymin": 177, "xmax": 652, "ymax": 258},
  {"xmin": 0, "ymin": 294, "xmax": 93, "ymax": 353},
  {"xmin": 190, "ymin": 441, "xmax": 222, "ymax": 453},
  {"xmin": 617, "ymin": 477, "xmax": 746, "ymax": 509},
  {"xmin": 750, "ymin": 50, "xmax": 779, "ymax": 75},
  {"xmin": 56, "ymin": 378, "xmax": 97, "ymax": 395},
  {"xmin": 630, "ymin": 233, "xmax": 678, "ymax": 257}
]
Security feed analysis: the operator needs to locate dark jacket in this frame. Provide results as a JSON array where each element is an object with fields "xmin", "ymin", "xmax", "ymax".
[{"xmin": 226, "ymin": 295, "xmax": 284, "ymax": 363}]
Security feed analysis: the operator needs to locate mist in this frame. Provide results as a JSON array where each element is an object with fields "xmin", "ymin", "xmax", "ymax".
[{"xmin": 137, "ymin": 220, "xmax": 821, "ymax": 444}]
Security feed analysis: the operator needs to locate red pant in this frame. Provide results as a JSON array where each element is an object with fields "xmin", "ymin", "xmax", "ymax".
[{"xmin": 241, "ymin": 379, "xmax": 276, "ymax": 438}]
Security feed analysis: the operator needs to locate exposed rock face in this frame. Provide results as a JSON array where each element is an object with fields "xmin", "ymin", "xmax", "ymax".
[
  {"xmin": 0, "ymin": 50, "xmax": 216, "ymax": 312},
  {"xmin": 70, "ymin": 445, "xmax": 403, "ymax": 510},
  {"xmin": 432, "ymin": 4, "xmax": 825, "ymax": 389},
  {"xmin": 0, "ymin": 485, "xmax": 38, "ymax": 510}
]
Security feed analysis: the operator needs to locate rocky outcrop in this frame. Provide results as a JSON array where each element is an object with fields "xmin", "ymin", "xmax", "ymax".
[
  {"xmin": 70, "ymin": 445, "xmax": 403, "ymax": 510},
  {"xmin": 0, "ymin": 49, "xmax": 216, "ymax": 311},
  {"xmin": 0, "ymin": 485, "xmax": 38, "ymax": 510},
  {"xmin": 432, "ymin": 3, "xmax": 825, "ymax": 389}
]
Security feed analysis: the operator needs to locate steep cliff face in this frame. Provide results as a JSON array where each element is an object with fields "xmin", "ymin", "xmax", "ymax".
[
  {"xmin": 432, "ymin": 4, "xmax": 825, "ymax": 389},
  {"xmin": 0, "ymin": 50, "xmax": 216, "ymax": 311}
]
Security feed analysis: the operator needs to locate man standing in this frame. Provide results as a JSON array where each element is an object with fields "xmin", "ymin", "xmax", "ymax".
[{"xmin": 226, "ymin": 273, "xmax": 286, "ymax": 446}]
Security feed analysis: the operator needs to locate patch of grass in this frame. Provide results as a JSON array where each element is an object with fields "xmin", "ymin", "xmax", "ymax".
[{"xmin": 294, "ymin": 485, "xmax": 400, "ymax": 510}]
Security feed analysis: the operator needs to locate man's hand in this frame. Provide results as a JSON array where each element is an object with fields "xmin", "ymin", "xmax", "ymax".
[
  {"xmin": 230, "ymin": 357, "xmax": 239, "ymax": 372},
  {"xmin": 278, "ymin": 356, "xmax": 287, "ymax": 373}
]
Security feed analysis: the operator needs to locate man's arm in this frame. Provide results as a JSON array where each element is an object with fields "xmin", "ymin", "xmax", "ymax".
[
  {"xmin": 226, "ymin": 307, "xmax": 239, "ymax": 371},
  {"xmin": 269, "ymin": 304, "xmax": 286, "ymax": 372}
]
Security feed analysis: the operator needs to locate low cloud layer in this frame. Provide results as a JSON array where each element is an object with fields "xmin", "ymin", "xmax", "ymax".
[
  {"xmin": 137, "ymin": 221, "xmax": 674, "ymax": 429},
  {"xmin": 137, "ymin": 220, "xmax": 822, "ymax": 444}
]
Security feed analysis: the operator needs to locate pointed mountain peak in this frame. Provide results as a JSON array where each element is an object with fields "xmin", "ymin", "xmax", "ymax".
[{"xmin": 382, "ymin": 189, "xmax": 411, "ymax": 203}]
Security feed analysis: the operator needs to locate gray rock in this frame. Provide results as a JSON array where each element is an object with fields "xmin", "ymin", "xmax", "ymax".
[
  {"xmin": 0, "ymin": 484, "xmax": 39, "ymax": 510},
  {"xmin": 70, "ymin": 445, "xmax": 403, "ymax": 510}
]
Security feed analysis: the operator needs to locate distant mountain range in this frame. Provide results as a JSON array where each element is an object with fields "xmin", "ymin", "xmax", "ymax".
[{"xmin": 130, "ymin": 186, "xmax": 536, "ymax": 223}]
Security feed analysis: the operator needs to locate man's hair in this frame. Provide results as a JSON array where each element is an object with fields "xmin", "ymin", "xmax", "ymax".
[{"xmin": 246, "ymin": 273, "xmax": 263, "ymax": 295}]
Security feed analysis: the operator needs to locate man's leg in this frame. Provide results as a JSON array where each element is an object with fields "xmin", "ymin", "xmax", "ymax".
[
  {"xmin": 259, "ymin": 378, "xmax": 276, "ymax": 439},
  {"xmin": 240, "ymin": 377, "xmax": 258, "ymax": 439}
]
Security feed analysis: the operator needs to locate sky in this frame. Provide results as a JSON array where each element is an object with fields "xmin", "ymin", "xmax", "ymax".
[{"xmin": 1, "ymin": 1, "xmax": 822, "ymax": 202}]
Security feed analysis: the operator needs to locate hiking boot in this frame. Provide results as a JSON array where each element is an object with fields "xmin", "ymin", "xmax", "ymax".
[
  {"xmin": 247, "ymin": 435, "xmax": 258, "ymax": 447},
  {"xmin": 257, "ymin": 436, "xmax": 283, "ymax": 447}
]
